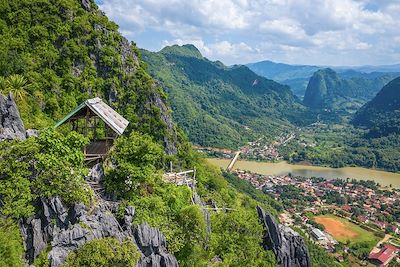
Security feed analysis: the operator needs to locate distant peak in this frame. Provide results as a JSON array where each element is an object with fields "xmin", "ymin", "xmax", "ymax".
[
  {"xmin": 160, "ymin": 44, "xmax": 203, "ymax": 59},
  {"xmin": 316, "ymin": 68, "xmax": 336, "ymax": 75}
]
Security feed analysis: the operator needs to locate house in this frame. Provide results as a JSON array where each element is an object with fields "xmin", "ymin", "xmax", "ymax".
[
  {"xmin": 357, "ymin": 215, "xmax": 369, "ymax": 224},
  {"xmin": 369, "ymin": 244, "xmax": 399, "ymax": 266},
  {"xmin": 54, "ymin": 97, "xmax": 129, "ymax": 161},
  {"xmin": 342, "ymin": 205, "xmax": 352, "ymax": 213}
]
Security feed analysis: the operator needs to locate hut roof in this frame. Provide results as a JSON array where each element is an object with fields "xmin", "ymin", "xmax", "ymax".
[{"xmin": 55, "ymin": 97, "xmax": 129, "ymax": 135}]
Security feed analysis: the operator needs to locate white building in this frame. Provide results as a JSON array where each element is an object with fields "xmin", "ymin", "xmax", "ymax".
[{"xmin": 311, "ymin": 228, "xmax": 326, "ymax": 241}]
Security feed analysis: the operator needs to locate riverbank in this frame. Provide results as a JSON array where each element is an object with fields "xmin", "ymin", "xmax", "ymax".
[{"xmin": 208, "ymin": 158, "xmax": 400, "ymax": 188}]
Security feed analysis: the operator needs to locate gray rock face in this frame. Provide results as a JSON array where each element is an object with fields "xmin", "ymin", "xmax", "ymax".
[
  {"xmin": 149, "ymin": 89, "xmax": 178, "ymax": 155},
  {"xmin": 135, "ymin": 224, "xmax": 179, "ymax": 267},
  {"xmin": 20, "ymin": 197, "xmax": 178, "ymax": 267},
  {"xmin": 25, "ymin": 128, "xmax": 39, "ymax": 138},
  {"xmin": 192, "ymin": 192, "xmax": 211, "ymax": 239},
  {"xmin": 81, "ymin": 0, "xmax": 91, "ymax": 11},
  {"xmin": 0, "ymin": 93, "xmax": 26, "ymax": 141},
  {"xmin": 86, "ymin": 163, "xmax": 104, "ymax": 183},
  {"xmin": 256, "ymin": 206, "xmax": 311, "ymax": 267}
]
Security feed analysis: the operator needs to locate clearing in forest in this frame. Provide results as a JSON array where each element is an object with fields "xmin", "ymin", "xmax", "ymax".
[{"xmin": 314, "ymin": 214, "xmax": 377, "ymax": 244}]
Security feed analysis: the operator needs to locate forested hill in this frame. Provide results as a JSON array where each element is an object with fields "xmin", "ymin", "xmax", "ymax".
[
  {"xmin": 353, "ymin": 76, "xmax": 400, "ymax": 137},
  {"xmin": 0, "ymin": 0, "xmax": 182, "ymax": 153},
  {"xmin": 141, "ymin": 44, "xmax": 312, "ymax": 149},
  {"xmin": 303, "ymin": 68, "xmax": 396, "ymax": 112}
]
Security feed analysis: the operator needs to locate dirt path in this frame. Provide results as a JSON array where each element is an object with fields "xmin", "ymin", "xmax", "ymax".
[{"xmin": 377, "ymin": 234, "xmax": 392, "ymax": 247}]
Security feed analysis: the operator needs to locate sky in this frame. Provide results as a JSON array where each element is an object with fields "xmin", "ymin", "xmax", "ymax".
[{"xmin": 96, "ymin": 0, "xmax": 400, "ymax": 66}]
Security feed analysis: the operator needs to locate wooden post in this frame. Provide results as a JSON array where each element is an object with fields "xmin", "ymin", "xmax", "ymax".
[{"xmin": 84, "ymin": 107, "xmax": 89, "ymax": 156}]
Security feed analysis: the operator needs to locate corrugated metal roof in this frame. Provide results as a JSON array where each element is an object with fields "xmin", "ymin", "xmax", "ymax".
[
  {"xmin": 54, "ymin": 97, "xmax": 129, "ymax": 135},
  {"xmin": 86, "ymin": 97, "xmax": 129, "ymax": 135},
  {"xmin": 54, "ymin": 101, "xmax": 86, "ymax": 128},
  {"xmin": 311, "ymin": 228, "xmax": 326, "ymax": 239}
]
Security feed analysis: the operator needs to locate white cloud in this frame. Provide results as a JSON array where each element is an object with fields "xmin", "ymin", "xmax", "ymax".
[{"xmin": 98, "ymin": 0, "xmax": 400, "ymax": 65}]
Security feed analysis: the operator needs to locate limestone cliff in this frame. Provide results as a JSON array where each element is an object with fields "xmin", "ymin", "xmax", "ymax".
[
  {"xmin": 19, "ymin": 163, "xmax": 179, "ymax": 267},
  {"xmin": 0, "ymin": 94, "xmax": 26, "ymax": 141},
  {"xmin": 257, "ymin": 206, "xmax": 311, "ymax": 267}
]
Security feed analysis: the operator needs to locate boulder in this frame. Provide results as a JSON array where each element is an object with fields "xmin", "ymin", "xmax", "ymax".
[
  {"xmin": 26, "ymin": 128, "xmax": 39, "ymax": 138},
  {"xmin": 86, "ymin": 163, "xmax": 104, "ymax": 183},
  {"xmin": 0, "ymin": 93, "xmax": 26, "ymax": 141},
  {"xmin": 256, "ymin": 206, "xmax": 311, "ymax": 267}
]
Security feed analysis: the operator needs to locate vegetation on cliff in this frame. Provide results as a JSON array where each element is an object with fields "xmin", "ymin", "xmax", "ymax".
[{"xmin": 0, "ymin": 0, "xmax": 178, "ymax": 150}]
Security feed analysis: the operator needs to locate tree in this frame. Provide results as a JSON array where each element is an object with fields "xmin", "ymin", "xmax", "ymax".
[
  {"xmin": 64, "ymin": 238, "xmax": 140, "ymax": 267},
  {"xmin": 0, "ymin": 130, "xmax": 92, "ymax": 219},
  {"xmin": 104, "ymin": 132, "xmax": 164, "ymax": 197},
  {"xmin": 1, "ymin": 74, "xmax": 31, "ymax": 101},
  {"xmin": 0, "ymin": 218, "xmax": 24, "ymax": 267}
]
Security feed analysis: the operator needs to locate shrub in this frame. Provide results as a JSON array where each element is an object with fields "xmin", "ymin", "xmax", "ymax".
[
  {"xmin": 33, "ymin": 130, "xmax": 92, "ymax": 204},
  {"xmin": 0, "ymin": 138, "xmax": 38, "ymax": 218},
  {"xmin": 63, "ymin": 238, "xmax": 140, "ymax": 267},
  {"xmin": 0, "ymin": 130, "xmax": 92, "ymax": 219},
  {"xmin": 0, "ymin": 218, "xmax": 24, "ymax": 267},
  {"xmin": 210, "ymin": 209, "xmax": 275, "ymax": 267},
  {"xmin": 104, "ymin": 132, "xmax": 164, "ymax": 197}
]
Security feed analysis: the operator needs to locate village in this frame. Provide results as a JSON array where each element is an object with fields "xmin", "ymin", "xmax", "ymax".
[
  {"xmin": 234, "ymin": 169, "xmax": 400, "ymax": 266},
  {"xmin": 197, "ymin": 132, "xmax": 299, "ymax": 161}
]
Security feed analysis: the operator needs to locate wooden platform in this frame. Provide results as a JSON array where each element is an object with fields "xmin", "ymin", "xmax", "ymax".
[{"xmin": 163, "ymin": 170, "xmax": 196, "ymax": 186}]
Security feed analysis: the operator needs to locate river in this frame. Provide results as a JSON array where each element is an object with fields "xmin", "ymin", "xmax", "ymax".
[{"xmin": 207, "ymin": 158, "xmax": 400, "ymax": 188}]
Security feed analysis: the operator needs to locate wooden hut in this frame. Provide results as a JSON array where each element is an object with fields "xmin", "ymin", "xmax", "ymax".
[{"xmin": 54, "ymin": 97, "xmax": 129, "ymax": 160}]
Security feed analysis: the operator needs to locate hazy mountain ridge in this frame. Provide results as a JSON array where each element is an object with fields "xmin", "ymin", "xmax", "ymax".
[{"xmin": 247, "ymin": 60, "xmax": 400, "ymax": 97}]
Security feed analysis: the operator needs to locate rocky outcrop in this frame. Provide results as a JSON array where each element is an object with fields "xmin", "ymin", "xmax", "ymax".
[
  {"xmin": 85, "ymin": 9, "xmax": 178, "ymax": 155},
  {"xmin": 0, "ymin": 93, "xmax": 26, "ymax": 141},
  {"xmin": 149, "ymin": 87, "xmax": 178, "ymax": 155},
  {"xmin": 256, "ymin": 206, "xmax": 310, "ymax": 267},
  {"xmin": 20, "ymin": 195, "xmax": 178, "ymax": 267},
  {"xmin": 81, "ymin": 0, "xmax": 91, "ymax": 11},
  {"xmin": 192, "ymin": 192, "xmax": 211, "ymax": 242},
  {"xmin": 135, "ymin": 224, "xmax": 179, "ymax": 267},
  {"xmin": 25, "ymin": 128, "xmax": 39, "ymax": 138}
]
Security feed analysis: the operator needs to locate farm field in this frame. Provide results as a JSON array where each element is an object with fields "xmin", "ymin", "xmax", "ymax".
[{"xmin": 314, "ymin": 214, "xmax": 378, "ymax": 244}]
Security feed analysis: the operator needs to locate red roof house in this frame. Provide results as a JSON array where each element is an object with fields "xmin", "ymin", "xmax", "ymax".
[{"xmin": 369, "ymin": 244, "xmax": 399, "ymax": 266}]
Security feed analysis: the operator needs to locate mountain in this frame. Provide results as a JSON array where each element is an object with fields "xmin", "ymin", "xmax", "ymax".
[
  {"xmin": 346, "ymin": 64, "xmax": 400, "ymax": 73},
  {"xmin": 353, "ymin": 76, "xmax": 400, "ymax": 137},
  {"xmin": 141, "ymin": 45, "xmax": 312, "ymax": 149},
  {"xmin": 247, "ymin": 61, "xmax": 320, "ymax": 96},
  {"xmin": 303, "ymin": 68, "xmax": 397, "ymax": 111},
  {"xmin": 247, "ymin": 60, "xmax": 400, "ymax": 97}
]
